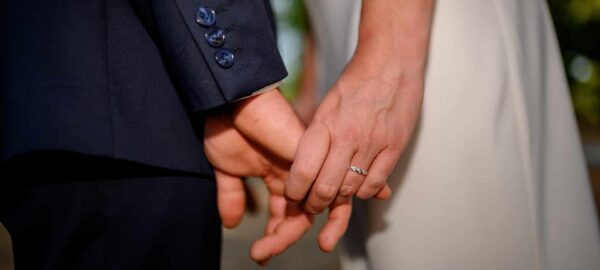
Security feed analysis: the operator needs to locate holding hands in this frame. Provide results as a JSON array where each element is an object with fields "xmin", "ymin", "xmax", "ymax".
[
  {"xmin": 287, "ymin": 0, "xmax": 433, "ymax": 215},
  {"xmin": 204, "ymin": 0, "xmax": 434, "ymax": 264},
  {"xmin": 204, "ymin": 90, "xmax": 351, "ymax": 264}
]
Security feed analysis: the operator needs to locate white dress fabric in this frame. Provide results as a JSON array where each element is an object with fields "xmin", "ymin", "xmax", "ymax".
[{"xmin": 304, "ymin": 0, "xmax": 600, "ymax": 269}]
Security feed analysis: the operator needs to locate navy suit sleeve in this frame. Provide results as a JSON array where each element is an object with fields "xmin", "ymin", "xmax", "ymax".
[{"xmin": 141, "ymin": 0, "xmax": 288, "ymax": 111}]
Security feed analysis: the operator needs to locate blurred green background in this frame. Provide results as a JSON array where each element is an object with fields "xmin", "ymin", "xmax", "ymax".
[
  {"xmin": 273, "ymin": 0, "xmax": 600, "ymax": 130},
  {"xmin": 269, "ymin": 0, "xmax": 308, "ymax": 100},
  {"xmin": 2, "ymin": 1, "xmax": 600, "ymax": 270},
  {"xmin": 548, "ymin": 0, "xmax": 600, "ymax": 130}
]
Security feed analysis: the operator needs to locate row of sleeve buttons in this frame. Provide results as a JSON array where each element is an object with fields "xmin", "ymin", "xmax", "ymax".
[{"xmin": 195, "ymin": 6, "xmax": 234, "ymax": 68}]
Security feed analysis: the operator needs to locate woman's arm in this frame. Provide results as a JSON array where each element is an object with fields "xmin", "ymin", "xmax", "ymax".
[{"xmin": 286, "ymin": 0, "xmax": 435, "ymax": 214}]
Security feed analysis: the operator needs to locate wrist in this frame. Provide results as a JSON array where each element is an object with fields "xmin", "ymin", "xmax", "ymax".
[
  {"xmin": 344, "ymin": 49, "xmax": 425, "ymax": 89},
  {"xmin": 353, "ymin": 38, "xmax": 428, "ymax": 74},
  {"xmin": 328, "ymin": 52, "xmax": 425, "ymax": 106},
  {"xmin": 353, "ymin": 0, "xmax": 434, "ymax": 79}
]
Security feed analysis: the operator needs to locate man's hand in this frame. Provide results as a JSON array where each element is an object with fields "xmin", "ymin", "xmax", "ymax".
[
  {"xmin": 204, "ymin": 106, "xmax": 297, "ymax": 228},
  {"xmin": 204, "ymin": 90, "xmax": 352, "ymax": 264}
]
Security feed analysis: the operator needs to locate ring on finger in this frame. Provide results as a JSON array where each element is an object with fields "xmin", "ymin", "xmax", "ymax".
[{"xmin": 349, "ymin": 165, "xmax": 368, "ymax": 176}]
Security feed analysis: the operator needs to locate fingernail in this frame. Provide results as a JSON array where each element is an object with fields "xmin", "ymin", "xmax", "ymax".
[{"xmin": 339, "ymin": 185, "xmax": 354, "ymax": 196}]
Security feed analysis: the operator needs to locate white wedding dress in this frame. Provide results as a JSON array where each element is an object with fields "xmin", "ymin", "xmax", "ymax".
[{"xmin": 304, "ymin": 0, "xmax": 600, "ymax": 269}]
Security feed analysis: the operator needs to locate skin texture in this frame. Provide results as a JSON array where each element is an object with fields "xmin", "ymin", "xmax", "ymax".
[
  {"xmin": 204, "ymin": 90, "xmax": 352, "ymax": 264},
  {"xmin": 205, "ymin": 0, "xmax": 435, "ymax": 263},
  {"xmin": 286, "ymin": 0, "xmax": 435, "ymax": 215}
]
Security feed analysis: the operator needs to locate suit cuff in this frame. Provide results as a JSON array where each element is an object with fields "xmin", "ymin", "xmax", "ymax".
[
  {"xmin": 230, "ymin": 81, "xmax": 282, "ymax": 103},
  {"xmin": 175, "ymin": 0, "xmax": 287, "ymax": 110}
]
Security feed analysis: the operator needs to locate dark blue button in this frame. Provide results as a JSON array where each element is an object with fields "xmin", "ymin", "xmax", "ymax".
[
  {"xmin": 215, "ymin": 48, "xmax": 234, "ymax": 68},
  {"xmin": 205, "ymin": 28, "xmax": 226, "ymax": 47},
  {"xmin": 195, "ymin": 7, "xmax": 216, "ymax": 27}
]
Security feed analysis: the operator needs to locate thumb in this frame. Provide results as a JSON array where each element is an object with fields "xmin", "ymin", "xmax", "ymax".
[{"xmin": 216, "ymin": 170, "xmax": 246, "ymax": 229}]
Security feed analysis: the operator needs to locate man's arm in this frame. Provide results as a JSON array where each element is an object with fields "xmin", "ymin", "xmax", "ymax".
[{"xmin": 131, "ymin": 0, "xmax": 288, "ymax": 111}]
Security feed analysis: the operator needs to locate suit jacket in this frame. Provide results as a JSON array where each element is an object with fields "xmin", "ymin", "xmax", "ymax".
[{"xmin": 0, "ymin": 0, "xmax": 287, "ymax": 176}]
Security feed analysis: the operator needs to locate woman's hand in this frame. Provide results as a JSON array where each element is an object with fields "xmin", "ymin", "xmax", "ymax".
[{"xmin": 285, "ymin": 0, "xmax": 435, "ymax": 213}]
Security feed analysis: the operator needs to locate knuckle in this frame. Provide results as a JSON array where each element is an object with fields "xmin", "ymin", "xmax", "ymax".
[
  {"xmin": 371, "ymin": 129, "xmax": 385, "ymax": 140},
  {"xmin": 345, "ymin": 127, "xmax": 360, "ymax": 139},
  {"xmin": 339, "ymin": 184, "xmax": 356, "ymax": 197},
  {"xmin": 284, "ymin": 190, "xmax": 304, "ymax": 204},
  {"xmin": 292, "ymin": 166, "xmax": 315, "ymax": 184},
  {"xmin": 355, "ymin": 189, "xmax": 371, "ymax": 200},
  {"xmin": 304, "ymin": 202, "xmax": 324, "ymax": 214},
  {"xmin": 367, "ymin": 176, "xmax": 387, "ymax": 190},
  {"xmin": 389, "ymin": 143, "xmax": 405, "ymax": 153},
  {"xmin": 315, "ymin": 184, "xmax": 337, "ymax": 201},
  {"xmin": 285, "ymin": 181, "xmax": 310, "ymax": 202},
  {"xmin": 338, "ymin": 127, "xmax": 360, "ymax": 143},
  {"xmin": 334, "ymin": 194, "xmax": 351, "ymax": 205}
]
